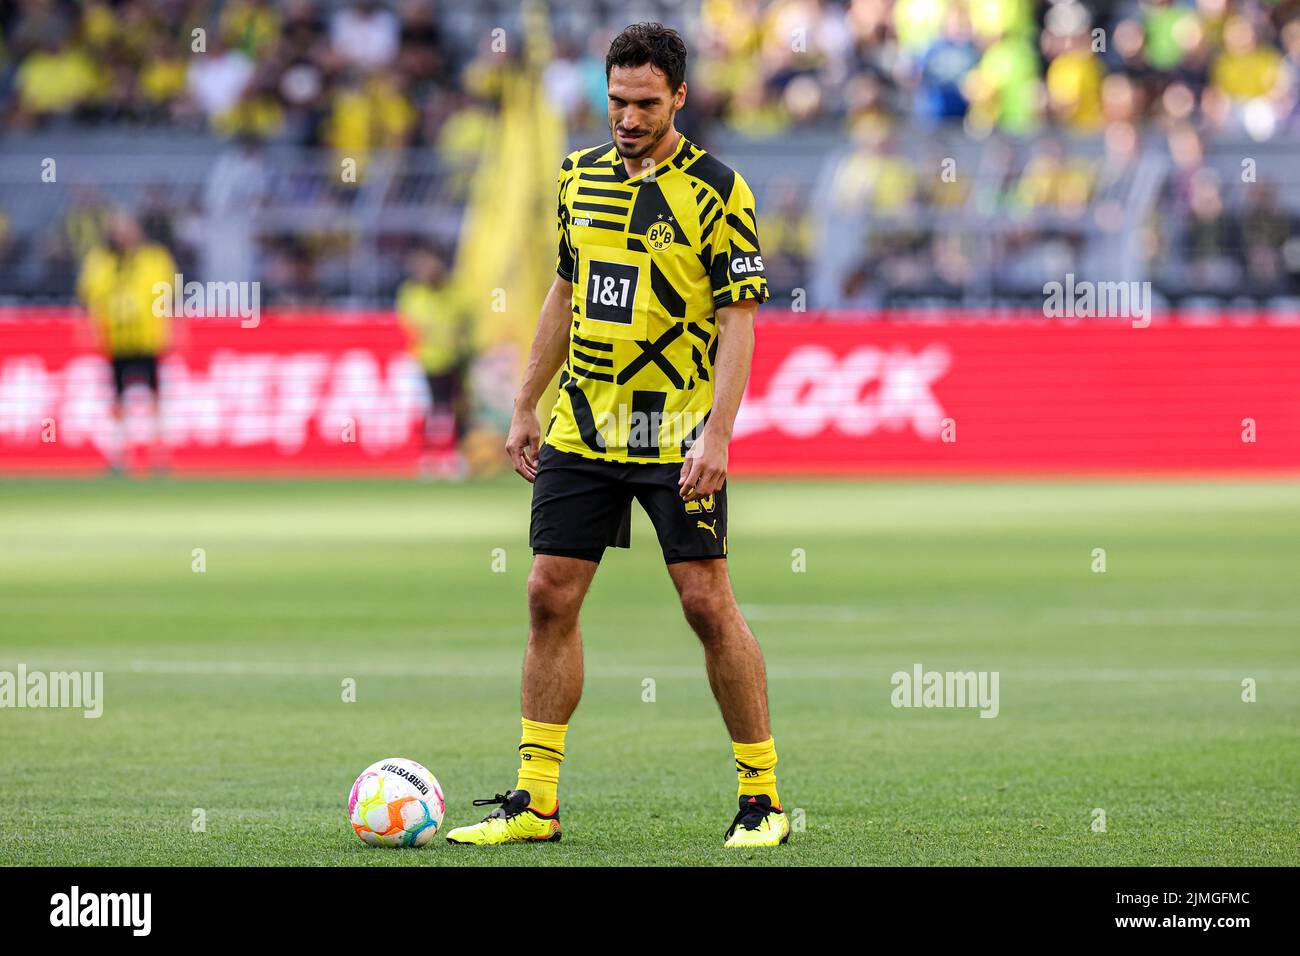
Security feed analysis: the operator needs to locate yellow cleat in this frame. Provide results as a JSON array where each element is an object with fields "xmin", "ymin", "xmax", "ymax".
[
  {"xmin": 723, "ymin": 794, "xmax": 790, "ymax": 848},
  {"xmin": 445, "ymin": 790, "xmax": 561, "ymax": 845}
]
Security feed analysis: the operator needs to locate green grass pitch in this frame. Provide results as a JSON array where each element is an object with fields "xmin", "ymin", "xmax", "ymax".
[{"xmin": 1, "ymin": 476, "xmax": 1296, "ymax": 866}]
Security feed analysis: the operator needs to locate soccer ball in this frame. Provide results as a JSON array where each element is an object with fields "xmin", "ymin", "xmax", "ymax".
[{"xmin": 348, "ymin": 757, "xmax": 445, "ymax": 847}]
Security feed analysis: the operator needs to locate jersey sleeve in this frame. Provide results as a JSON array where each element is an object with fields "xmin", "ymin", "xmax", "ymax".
[
  {"xmin": 147, "ymin": 246, "xmax": 178, "ymax": 318},
  {"xmin": 708, "ymin": 172, "xmax": 769, "ymax": 309},
  {"xmin": 76, "ymin": 249, "xmax": 101, "ymax": 310},
  {"xmin": 555, "ymin": 155, "xmax": 576, "ymax": 282}
]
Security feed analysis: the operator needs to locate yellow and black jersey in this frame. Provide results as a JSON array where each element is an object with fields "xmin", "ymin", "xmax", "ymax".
[
  {"xmin": 546, "ymin": 134, "xmax": 769, "ymax": 464},
  {"xmin": 77, "ymin": 243, "xmax": 177, "ymax": 357},
  {"xmin": 397, "ymin": 279, "xmax": 466, "ymax": 375}
]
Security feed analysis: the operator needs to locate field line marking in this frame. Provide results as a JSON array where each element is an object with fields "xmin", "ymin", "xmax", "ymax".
[
  {"xmin": 0, "ymin": 659, "xmax": 1296, "ymax": 682},
  {"xmin": 739, "ymin": 604, "xmax": 1300, "ymax": 626}
]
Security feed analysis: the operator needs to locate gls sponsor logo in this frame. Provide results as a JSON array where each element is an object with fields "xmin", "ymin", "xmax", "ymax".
[
  {"xmin": 50, "ymin": 886, "xmax": 151, "ymax": 936},
  {"xmin": 735, "ymin": 345, "xmax": 951, "ymax": 440},
  {"xmin": 729, "ymin": 253, "xmax": 764, "ymax": 277}
]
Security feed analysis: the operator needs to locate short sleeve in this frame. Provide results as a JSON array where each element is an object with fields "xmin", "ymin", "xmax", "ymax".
[
  {"xmin": 76, "ymin": 248, "xmax": 101, "ymax": 306},
  {"xmin": 708, "ymin": 172, "xmax": 769, "ymax": 309},
  {"xmin": 555, "ymin": 156, "xmax": 576, "ymax": 282}
]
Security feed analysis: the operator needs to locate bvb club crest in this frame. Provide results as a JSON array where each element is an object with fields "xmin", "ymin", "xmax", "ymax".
[{"xmin": 646, "ymin": 220, "xmax": 675, "ymax": 250}]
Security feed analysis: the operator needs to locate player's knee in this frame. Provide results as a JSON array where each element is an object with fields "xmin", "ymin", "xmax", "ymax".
[
  {"xmin": 679, "ymin": 587, "xmax": 729, "ymax": 641},
  {"xmin": 527, "ymin": 566, "xmax": 582, "ymax": 632}
]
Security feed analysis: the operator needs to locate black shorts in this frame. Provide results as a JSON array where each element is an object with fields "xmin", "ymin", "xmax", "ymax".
[
  {"xmin": 110, "ymin": 355, "xmax": 160, "ymax": 399},
  {"xmin": 425, "ymin": 371, "xmax": 460, "ymax": 409},
  {"xmin": 529, "ymin": 444, "xmax": 727, "ymax": 564}
]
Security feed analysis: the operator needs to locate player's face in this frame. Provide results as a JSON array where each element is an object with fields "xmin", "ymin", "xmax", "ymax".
[
  {"xmin": 107, "ymin": 215, "xmax": 142, "ymax": 250},
  {"xmin": 607, "ymin": 64, "xmax": 685, "ymax": 161}
]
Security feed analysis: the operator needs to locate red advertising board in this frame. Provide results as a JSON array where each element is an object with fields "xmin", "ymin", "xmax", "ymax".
[
  {"xmin": 1, "ymin": 309, "xmax": 1298, "ymax": 476},
  {"xmin": 0, "ymin": 311, "xmax": 426, "ymax": 475},
  {"xmin": 732, "ymin": 315, "xmax": 1300, "ymax": 475}
]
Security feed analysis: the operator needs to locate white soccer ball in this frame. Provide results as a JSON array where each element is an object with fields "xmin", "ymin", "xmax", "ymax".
[{"xmin": 348, "ymin": 757, "xmax": 445, "ymax": 847}]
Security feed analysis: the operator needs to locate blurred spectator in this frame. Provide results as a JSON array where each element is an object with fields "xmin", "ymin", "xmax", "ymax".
[
  {"xmin": 1142, "ymin": 0, "xmax": 1201, "ymax": 73},
  {"xmin": 263, "ymin": 236, "xmax": 325, "ymax": 306},
  {"xmin": 1182, "ymin": 167, "xmax": 1237, "ymax": 290},
  {"xmin": 398, "ymin": 0, "xmax": 446, "ymax": 94},
  {"xmin": 1091, "ymin": 120, "xmax": 1140, "ymax": 231},
  {"xmin": 76, "ymin": 210, "xmax": 177, "ymax": 471},
  {"xmin": 323, "ymin": 69, "xmax": 416, "ymax": 178},
  {"xmin": 331, "ymin": 0, "xmax": 400, "ymax": 71},
  {"xmin": 759, "ymin": 179, "xmax": 813, "ymax": 302},
  {"xmin": 829, "ymin": 126, "xmax": 920, "ymax": 216},
  {"xmin": 1238, "ymin": 179, "xmax": 1289, "ymax": 289},
  {"xmin": 13, "ymin": 36, "xmax": 101, "ymax": 123},
  {"xmin": 1008, "ymin": 138, "xmax": 1095, "ymax": 220},
  {"xmin": 1043, "ymin": 8, "xmax": 1105, "ymax": 131},
  {"xmin": 42, "ymin": 185, "xmax": 111, "ymax": 288},
  {"xmin": 1211, "ymin": 15, "xmax": 1281, "ymax": 102},
  {"xmin": 396, "ymin": 246, "xmax": 470, "ymax": 454},
  {"xmin": 138, "ymin": 35, "xmax": 189, "ymax": 119},
  {"xmin": 6, "ymin": 0, "xmax": 75, "ymax": 59},
  {"xmin": 966, "ymin": 26, "xmax": 1042, "ymax": 135},
  {"xmin": 221, "ymin": 0, "xmax": 281, "ymax": 59},
  {"xmin": 0, "ymin": 207, "xmax": 18, "ymax": 269},
  {"xmin": 543, "ymin": 36, "xmax": 592, "ymax": 128},
  {"xmin": 912, "ymin": 4, "xmax": 979, "ymax": 125},
  {"xmin": 187, "ymin": 35, "xmax": 254, "ymax": 122}
]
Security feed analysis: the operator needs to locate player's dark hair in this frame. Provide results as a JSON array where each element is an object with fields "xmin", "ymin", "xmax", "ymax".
[{"xmin": 605, "ymin": 22, "xmax": 687, "ymax": 94}]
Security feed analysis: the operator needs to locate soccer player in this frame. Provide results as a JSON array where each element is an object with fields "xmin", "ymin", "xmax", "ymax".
[
  {"xmin": 446, "ymin": 23, "xmax": 788, "ymax": 848},
  {"xmin": 396, "ymin": 246, "xmax": 469, "ymax": 466},
  {"xmin": 77, "ymin": 210, "xmax": 177, "ymax": 473}
]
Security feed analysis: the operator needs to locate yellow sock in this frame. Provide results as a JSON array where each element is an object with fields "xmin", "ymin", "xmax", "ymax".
[
  {"xmin": 517, "ymin": 717, "xmax": 567, "ymax": 813},
  {"xmin": 733, "ymin": 737, "xmax": 780, "ymax": 807}
]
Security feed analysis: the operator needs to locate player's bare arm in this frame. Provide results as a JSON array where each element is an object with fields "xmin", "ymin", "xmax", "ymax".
[
  {"xmin": 679, "ymin": 298, "xmax": 757, "ymax": 501},
  {"xmin": 506, "ymin": 275, "xmax": 574, "ymax": 482}
]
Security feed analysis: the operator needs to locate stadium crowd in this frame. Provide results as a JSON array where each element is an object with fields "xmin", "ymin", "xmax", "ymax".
[
  {"xmin": 4, "ymin": 0, "xmax": 1300, "ymax": 140},
  {"xmin": 2, "ymin": 0, "xmax": 1299, "ymax": 308}
]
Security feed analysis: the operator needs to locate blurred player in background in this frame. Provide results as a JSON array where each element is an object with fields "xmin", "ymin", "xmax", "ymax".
[
  {"xmin": 396, "ymin": 245, "xmax": 470, "ymax": 474},
  {"xmin": 76, "ymin": 210, "xmax": 176, "ymax": 474}
]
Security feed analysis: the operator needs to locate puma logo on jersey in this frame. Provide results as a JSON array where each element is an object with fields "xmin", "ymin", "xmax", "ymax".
[{"xmin": 697, "ymin": 519, "xmax": 718, "ymax": 539}]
